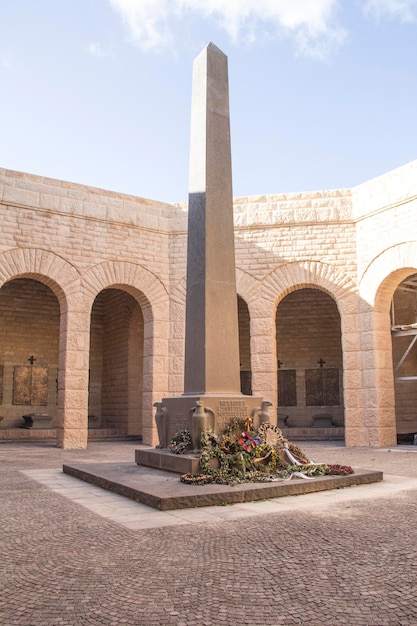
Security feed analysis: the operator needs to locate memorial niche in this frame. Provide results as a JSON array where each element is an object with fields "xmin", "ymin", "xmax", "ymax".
[
  {"xmin": 0, "ymin": 278, "xmax": 59, "ymax": 426},
  {"xmin": 275, "ymin": 288, "xmax": 344, "ymax": 429}
]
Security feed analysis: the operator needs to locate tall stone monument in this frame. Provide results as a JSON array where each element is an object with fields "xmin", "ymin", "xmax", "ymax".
[
  {"xmin": 184, "ymin": 42, "xmax": 241, "ymax": 397},
  {"xmin": 136, "ymin": 43, "xmax": 269, "ymax": 471}
]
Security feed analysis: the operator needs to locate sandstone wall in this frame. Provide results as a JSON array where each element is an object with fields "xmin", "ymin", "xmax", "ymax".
[
  {"xmin": 1, "ymin": 159, "xmax": 417, "ymax": 447},
  {"xmin": 0, "ymin": 169, "xmax": 173, "ymax": 447}
]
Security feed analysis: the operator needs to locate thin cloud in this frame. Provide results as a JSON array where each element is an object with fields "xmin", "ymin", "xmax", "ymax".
[
  {"xmin": 0, "ymin": 54, "xmax": 13, "ymax": 72},
  {"xmin": 108, "ymin": 0, "xmax": 174, "ymax": 50},
  {"xmin": 88, "ymin": 42, "xmax": 109, "ymax": 57},
  {"xmin": 364, "ymin": 0, "xmax": 417, "ymax": 22},
  {"xmin": 107, "ymin": 0, "xmax": 346, "ymax": 59}
]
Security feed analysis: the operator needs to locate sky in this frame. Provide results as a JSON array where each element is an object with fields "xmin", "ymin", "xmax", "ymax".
[{"xmin": 1, "ymin": 0, "xmax": 417, "ymax": 204}]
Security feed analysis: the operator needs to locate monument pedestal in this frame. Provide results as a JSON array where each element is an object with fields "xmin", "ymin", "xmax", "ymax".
[
  {"xmin": 135, "ymin": 394, "xmax": 267, "ymax": 473},
  {"xmin": 135, "ymin": 447, "xmax": 201, "ymax": 474},
  {"xmin": 161, "ymin": 394, "xmax": 265, "ymax": 443}
]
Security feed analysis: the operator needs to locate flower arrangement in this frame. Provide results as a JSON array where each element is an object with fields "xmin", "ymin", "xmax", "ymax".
[{"xmin": 169, "ymin": 422, "xmax": 353, "ymax": 485}]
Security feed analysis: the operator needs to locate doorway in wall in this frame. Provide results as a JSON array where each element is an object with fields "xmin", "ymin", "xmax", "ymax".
[
  {"xmin": 0, "ymin": 278, "xmax": 59, "ymax": 429},
  {"xmin": 390, "ymin": 272, "xmax": 417, "ymax": 442},
  {"xmin": 276, "ymin": 288, "xmax": 344, "ymax": 433},
  {"xmin": 89, "ymin": 288, "xmax": 144, "ymax": 437}
]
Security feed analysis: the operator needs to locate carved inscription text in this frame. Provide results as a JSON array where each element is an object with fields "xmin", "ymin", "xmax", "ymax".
[{"xmin": 216, "ymin": 400, "xmax": 248, "ymax": 432}]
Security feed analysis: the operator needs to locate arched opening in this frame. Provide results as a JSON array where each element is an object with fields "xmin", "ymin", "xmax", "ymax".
[
  {"xmin": 391, "ymin": 272, "xmax": 417, "ymax": 442},
  {"xmin": 89, "ymin": 288, "xmax": 144, "ymax": 437},
  {"xmin": 238, "ymin": 295, "xmax": 252, "ymax": 395},
  {"xmin": 276, "ymin": 288, "xmax": 344, "ymax": 433},
  {"xmin": 0, "ymin": 278, "xmax": 60, "ymax": 428}
]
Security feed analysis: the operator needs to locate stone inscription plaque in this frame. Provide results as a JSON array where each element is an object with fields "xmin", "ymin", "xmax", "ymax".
[
  {"xmin": 216, "ymin": 400, "xmax": 248, "ymax": 432},
  {"xmin": 278, "ymin": 369, "xmax": 297, "ymax": 406},
  {"xmin": 305, "ymin": 368, "xmax": 340, "ymax": 406},
  {"xmin": 322, "ymin": 368, "xmax": 340, "ymax": 405},
  {"xmin": 171, "ymin": 413, "xmax": 187, "ymax": 435},
  {"xmin": 13, "ymin": 366, "xmax": 48, "ymax": 406}
]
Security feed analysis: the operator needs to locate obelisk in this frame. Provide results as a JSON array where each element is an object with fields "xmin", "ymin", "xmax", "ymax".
[
  {"xmin": 184, "ymin": 42, "xmax": 241, "ymax": 395},
  {"xmin": 136, "ymin": 43, "xmax": 266, "ymax": 467}
]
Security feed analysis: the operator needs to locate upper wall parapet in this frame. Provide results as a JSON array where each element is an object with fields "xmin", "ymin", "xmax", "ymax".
[
  {"xmin": 0, "ymin": 168, "xmax": 180, "ymax": 232},
  {"xmin": 173, "ymin": 188, "xmax": 352, "ymax": 231},
  {"xmin": 3, "ymin": 159, "xmax": 417, "ymax": 234},
  {"xmin": 352, "ymin": 159, "xmax": 417, "ymax": 220},
  {"xmin": 232, "ymin": 189, "xmax": 352, "ymax": 227}
]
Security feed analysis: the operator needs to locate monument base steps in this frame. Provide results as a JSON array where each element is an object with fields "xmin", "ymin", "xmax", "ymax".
[{"xmin": 62, "ymin": 461, "xmax": 383, "ymax": 511}]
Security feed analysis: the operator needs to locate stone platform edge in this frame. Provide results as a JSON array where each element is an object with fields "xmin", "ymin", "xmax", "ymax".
[
  {"xmin": 0, "ymin": 428, "xmax": 141, "ymax": 443},
  {"xmin": 62, "ymin": 462, "xmax": 383, "ymax": 511}
]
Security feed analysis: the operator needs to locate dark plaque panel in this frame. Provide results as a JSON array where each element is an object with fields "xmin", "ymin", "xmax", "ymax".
[
  {"xmin": 240, "ymin": 371, "xmax": 252, "ymax": 396},
  {"xmin": 323, "ymin": 368, "xmax": 340, "ymax": 405},
  {"xmin": 305, "ymin": 368, "xmax": 340, "ymax": 406},
  {"xmin": 0, "ymin": 365, "xmax": 3, "ymax": 404},
  {"xmin": 31, "ymin": 367, "xmax": 49, "ymax": 406},
  {"xmin": 13, "ymin": 366, "xmax": 31, "ymax": 405},
  {"xmin": 13, "ymin": 366, "xmax": 48, "ymax": 406},
  {"xmin": 305, "ymin": 369, "xmax": 322, "ymax": 406},
  {"xmin": 278, "ymin": 369, "xmax": 297, "ymax": 406}
]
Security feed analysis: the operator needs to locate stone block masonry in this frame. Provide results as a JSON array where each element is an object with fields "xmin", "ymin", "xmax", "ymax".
[{"xmin": 1, "ymin": 154, "xmax": 417, "ymax": 447}]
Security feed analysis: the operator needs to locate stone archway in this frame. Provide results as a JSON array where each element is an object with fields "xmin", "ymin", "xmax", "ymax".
[
  {"xmin": 89, "ymin": 288, "xmax": 144, "ymax": 437},
  {"xmin": 82, "ymin": 261, "xmax": 170, "ymax": 446},
  {"xmin": 0, "ymin": 278, "xmax": 60, "ymax": 428},
  {"xmin": 259, "ymin": 261, "xmax": 359, "ymax": 441},
  {"xmin": 359, "ymin": 242, "xmax": 417, "ymax": 446},
  {"xmin": 275, "ymin": 288, "xmax": 344, "ymax": 431},
  {"xmin": 391, "ymin": 272, "xmax": 417, "ymax": 441},
  {"xmin": 0, "ymin": 248, "xmax": 82, "ymax": 446}
]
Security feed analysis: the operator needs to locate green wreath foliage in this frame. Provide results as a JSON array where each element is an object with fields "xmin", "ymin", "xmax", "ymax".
[
  {"xmin": 199, "ymin": 445, "xmax": 230, "ymax": 479},
  {"xmin": 173, "ymin": 422, "xmax": 353, "ymax": 484},
  {"xmin": 223, "ymin": 417, "xmax": 247, "ymax": 437},
  {"xmin": 170, "ymin": 429, "xmax": 192, "ymax": 455},
  {"xmin": 198, "ymin": 426, "xmax": 287, "ymax": 483}
]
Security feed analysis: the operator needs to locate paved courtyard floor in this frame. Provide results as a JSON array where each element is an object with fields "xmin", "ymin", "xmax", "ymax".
[{"xmin": 1, "ymin": 440, "xmax": 417, "ymax": 625}]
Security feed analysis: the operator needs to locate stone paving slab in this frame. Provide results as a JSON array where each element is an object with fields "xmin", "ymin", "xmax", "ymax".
[
  {"xmin": 23, "ymin": 468, "xmax": 417, "ymax": 531},
  {"xmin": 62, "ymin": 461, "xmax": 383, "ymax": 510},
  {"xmin": 2, "ymin": 442, "xmax": 417, "ymax": 625}
]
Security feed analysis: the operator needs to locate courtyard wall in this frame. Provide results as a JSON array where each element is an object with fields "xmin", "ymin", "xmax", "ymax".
[{"xmin": 1, "ymin": 159, "xmax": 417, "ymax": 447}]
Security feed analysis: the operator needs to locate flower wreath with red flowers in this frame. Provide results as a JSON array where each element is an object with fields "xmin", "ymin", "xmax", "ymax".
[{"xmin": 237, "ymin": 431, "xmax": 261, "ymax": 451}]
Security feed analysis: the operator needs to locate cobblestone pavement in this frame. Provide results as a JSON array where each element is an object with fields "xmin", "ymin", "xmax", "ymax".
[{"xmin": 1, "ymin": 441, "xmax": 417, "ymax": 625}]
